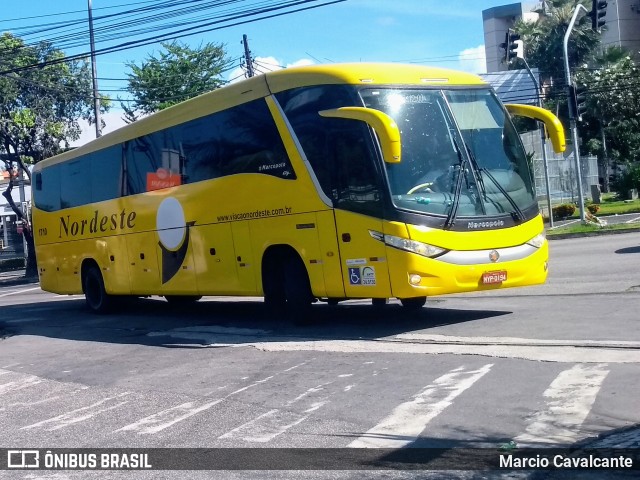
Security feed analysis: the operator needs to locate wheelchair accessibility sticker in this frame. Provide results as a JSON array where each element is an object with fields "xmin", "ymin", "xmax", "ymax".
[{"xmin": 348, "ymin": 266, "xmax": 376, "ymax": 286}]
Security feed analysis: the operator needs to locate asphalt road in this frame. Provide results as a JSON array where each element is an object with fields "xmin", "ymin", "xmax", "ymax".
[{"xmin": 1, "ymin": 232, "xmax": 640, "ymax": 479}]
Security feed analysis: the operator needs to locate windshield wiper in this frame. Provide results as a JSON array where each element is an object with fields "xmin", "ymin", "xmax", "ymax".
[
  {"xmin": 443, "ymin": 138, "xmax": 466, "ymax": 230},
  {"xmin": 464, "ymin": 143, "xmax": 525, "ymax": 222}
]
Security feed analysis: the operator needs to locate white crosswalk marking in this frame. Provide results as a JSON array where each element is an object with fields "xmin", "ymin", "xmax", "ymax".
[
  {"xmin": 0, "ymin": 374, "xmax": 42, "ymax": 395},
  {"xmin": 21, "ymin": 393, "xmax": 131, "ymax": 431},
  {"xmin": 220, "ymin": 409, "xmax": 309, "ymax": 443},
  {"xmin": 117, "ymin": 400, "xmax": 223, "ymax": 435},
  {"xmin": 220, "ymin": 381, "xmax": 335, "ymax": 443},
  {"xmin": 117, "ymin": 365, "xmax": 308, "ymax": 435},
  {"xmin": 349, "ymin": 364, "xmax": 493, "ymax": 448},
  {"xmin": 515, "ymin": 364, "xmax": 610, "ymax": 446}
]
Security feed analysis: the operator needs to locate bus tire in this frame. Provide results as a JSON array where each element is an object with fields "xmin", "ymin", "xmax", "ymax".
[
  {"xmin": 400, "ymin": 296, "xmax": 426, "ymax": 310},
  {"xmin": 165, "ymin": 295, "xmax": 202, "ymax": 305},
  {"xmin": 83, "ymin": 265, "xmax": 112, "ymax": 314},
  {"xmin": 283, "ymin": 254, "xmax": 313, "ymax": 322}
]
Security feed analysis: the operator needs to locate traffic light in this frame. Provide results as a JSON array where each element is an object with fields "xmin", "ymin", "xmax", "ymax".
[
  {"xmin": 568, "ymin": 83, "xmax": 588, "ymax": 121},
  {"xmin": 591, "ymin": 0, "xmax": 607, "ymax": 32},
  {"xmin": 500, "ymin": 30, "xmax": 523, "ymax": 65}
]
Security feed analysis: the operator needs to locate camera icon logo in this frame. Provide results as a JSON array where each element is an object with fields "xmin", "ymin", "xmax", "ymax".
[{"xmin": 7, "ymin": 450, "xmax": 40, "ymax": 469}]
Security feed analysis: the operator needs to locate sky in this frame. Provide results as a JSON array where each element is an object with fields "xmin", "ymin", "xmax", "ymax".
[{"xmin": 0, "ymin": 0, "xmax": 516, "ymax": 145}]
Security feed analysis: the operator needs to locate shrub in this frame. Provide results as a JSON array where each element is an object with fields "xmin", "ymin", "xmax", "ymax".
[
  {"xmin": 552, "ymin": 203, "xmax": 576, "ymax": 220},
  {"xmin": 587, "ymin": 204, "xmax": 600, "ymax": 214},
  {"xmin": 611, "ymin": 163, "xmax": 640, "ymax": 199}
]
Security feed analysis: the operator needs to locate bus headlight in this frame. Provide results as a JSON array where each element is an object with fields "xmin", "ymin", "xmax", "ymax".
[
  {"xmin": 369, "ymin": 231, "xmax": 446, "ymax": 258},
  {"xmin": 526, "ymin": 232, "xmax": 546, "ymax": 248}
]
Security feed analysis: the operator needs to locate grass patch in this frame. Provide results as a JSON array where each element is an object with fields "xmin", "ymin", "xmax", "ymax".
[
  {"xmin": 544, "ymin": 196, "xmax": 640, "ymax": 220},
  {"xmin": 547, "ymin": 221, "xmax": 640, "ymax": 236},
  {"xmin": 592, "ymin": 198, "xmax": 640, "ymax": 216}
]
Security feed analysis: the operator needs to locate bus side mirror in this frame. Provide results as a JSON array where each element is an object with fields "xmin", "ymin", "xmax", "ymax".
[
  {"xmin": 504, "ymin": 104, "xmax": 566, "ymax": 154},
  {"xmin": 319, "ymin": 107, "xmax": 401, "ymax": 163}
]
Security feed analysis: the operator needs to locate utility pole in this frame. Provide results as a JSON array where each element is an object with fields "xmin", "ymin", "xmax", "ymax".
[
  {"xmin": 563, "ymin": 4, "xmax": 588, "ymax": 223},
  {"xmin": 242, "ymin": 34, "xmax": 255, "ymax": 78},
  {"xmin": 88, "ymin": 0, "xmax": 102, "ymax": 138}
]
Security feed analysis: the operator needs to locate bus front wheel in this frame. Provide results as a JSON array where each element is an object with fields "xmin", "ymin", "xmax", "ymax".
[
  {"xmin": 83, "ymin": 266, "xmax": 112, "ymax": 314},
  {"xmin": 400, "ymin": 296, "xmax": 426, "ymax": 310}
]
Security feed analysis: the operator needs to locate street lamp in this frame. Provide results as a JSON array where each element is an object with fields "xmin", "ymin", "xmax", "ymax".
[{"xmin": 562, "ymin": 4, "xmax": 589, "ymax": 223}]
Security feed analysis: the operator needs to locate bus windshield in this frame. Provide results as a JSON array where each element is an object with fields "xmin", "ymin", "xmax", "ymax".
[{"xmin": 360, "ymin": 88, "xmax": 537, "ymax": 221}]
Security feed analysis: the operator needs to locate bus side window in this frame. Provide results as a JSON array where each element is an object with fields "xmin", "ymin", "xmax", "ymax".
[
  {"xmin": 276, "ymin": 85, "xmax": 383, "ymax": 216},
  {"xmin": 140, "ymin": 98, "xmax": 295, "ymax": 186},
  {"xmin": 329, "ymin": 122, "xmax": 382, "ymax": 216},
  {"xmin": 60, "ymin": 158, "xmax": 91, "ymax": 209},
  {"xmin": 33, "ymin": 167, "xmax": 61, "ymax": 212},
  {"xmin": 91, "ymin": 146, "xmax": 124, "ymax": 202},
  {"xmin": 124, "ymin": 136, "xmax": 163, "ymax": 195}
]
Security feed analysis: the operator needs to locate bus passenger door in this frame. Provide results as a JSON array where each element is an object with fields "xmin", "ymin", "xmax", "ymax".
[
  {"xmin": 315, "ymin": 210, "xmax": 345, "ymax": 298},
  {"xmin": 334, "ymin": 210, "xmax": 391, "ymax": 299},
  {"xmin": 232, "ymin": 221, "xmax": 257, "ymax": 294},
  {"xmin": 328, "ymin": 124, "xmax": 391, "ymax": 299}
]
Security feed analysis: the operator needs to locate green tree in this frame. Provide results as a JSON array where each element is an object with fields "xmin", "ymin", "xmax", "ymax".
[
  {"xmin": 577, "ymin": 53, "xmax": 640, "ymax": 193},
  {"xmin": 0, "ymin": 32, "xmax": 108, "ymax": 276},
  {"xmin": 514, "ymin": 0, "xmax": 600, "ymax": 112},
  {"xmin": 123, "ymin": 41, "xmax": 228, "ymax": 122}
]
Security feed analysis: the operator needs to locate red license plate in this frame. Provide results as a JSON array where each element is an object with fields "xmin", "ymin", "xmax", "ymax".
[{"xmin": 482, "ymin": 270, "xmax": 507, "ymax": 285}]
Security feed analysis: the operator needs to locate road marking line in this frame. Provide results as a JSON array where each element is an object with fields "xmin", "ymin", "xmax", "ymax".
[
  {"xmin": 348, "ymin": 364, "xmax": 493, "ymax": 448},
  {"xmin": 118, "ymin": 400, "xmax": 222, "ymax": 435},
  {"xmin": 219, "ymin": 376, "xmax": 347, "ymax": 443},
  {"xmin": 21, "ymin": 393, "xmax": 131, "ymax": 431},
  {"xmin": 0, "ymin": 287, "xmax": 41, "ymax": 298},
  {"xmin": 625, "ymin": 215, "xmax": 640, "ymax": 224},
  {"xmin": 219, "ymin": 409, "xmax": 308, "ymax": 443},
  {"xmin": 515, "ymin": 364, "xmax": 609, "ymax": 446},
  {"xmin": 119, "ymin": 363, "xmax": 311, "ymax": 435},
  {"xmin": 0, "ymin": 396, "xmax": 62, "ymax": 412},
  {"xmin": 0, "ymin": 376, "xmax": 42, "ymax": 395}
]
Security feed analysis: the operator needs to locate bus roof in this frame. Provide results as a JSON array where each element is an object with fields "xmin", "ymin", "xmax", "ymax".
[
  {"xmin": 35, "ymin": 63, "xmax": 488, "ymax": 171},
  {"xmin": 265, "ymin": 63, "xmax": 487, "ymax": 93}
]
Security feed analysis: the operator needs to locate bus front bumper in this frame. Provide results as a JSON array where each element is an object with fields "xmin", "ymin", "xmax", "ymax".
[{"xmin": 387, "ymin": 240, "xmax": 549, "ymax": 298}]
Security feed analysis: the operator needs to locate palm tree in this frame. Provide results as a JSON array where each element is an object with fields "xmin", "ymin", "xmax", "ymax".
[{"xmin": 514, "ymin": 0, "xmax": 600, "ymax": 99}]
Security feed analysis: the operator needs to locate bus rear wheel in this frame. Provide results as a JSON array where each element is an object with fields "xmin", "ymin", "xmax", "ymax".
[
  {"xmin": 400, "ymin": 296, "xmax": 426, "ymax": 310},
  {"xmin": 283, "ymin": 255, "xmax": 314, "ymax": 322},
  {"xmin": 83, "ymin": 266, "xmax": 112, "ymax": 314}
]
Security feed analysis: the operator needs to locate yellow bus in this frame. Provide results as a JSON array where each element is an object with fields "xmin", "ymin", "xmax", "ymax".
[{"xmin": 32, "ymin": 63, "xmax": 565, "ymax": 314}]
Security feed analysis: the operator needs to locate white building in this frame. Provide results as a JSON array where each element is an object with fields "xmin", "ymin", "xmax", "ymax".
[
  {"xmin": 603, "ymin": 0, "xmax": 640, "ymax": 57},
  {"xmin": 483, "ymin": 2, "xmax": 541, "ymax": 73}
]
